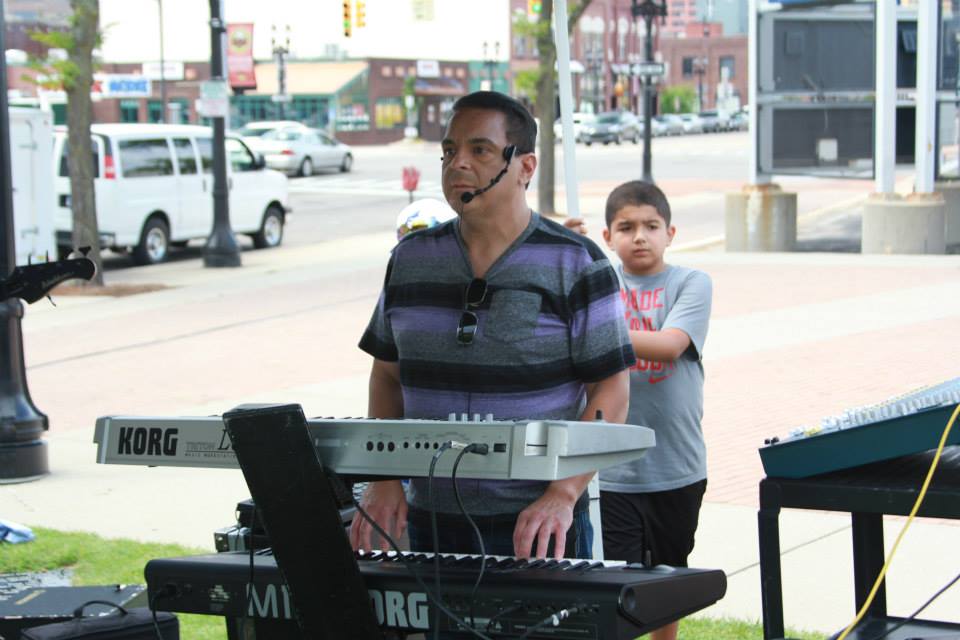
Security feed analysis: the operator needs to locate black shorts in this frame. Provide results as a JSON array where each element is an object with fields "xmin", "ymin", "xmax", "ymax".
[{"xmin": 600, "ymin": 479, "xmax": 707, "ymax": 567}]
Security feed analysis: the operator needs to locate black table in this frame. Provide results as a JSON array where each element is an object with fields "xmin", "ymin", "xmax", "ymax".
[{"xmin": 758, "ymin": 447, "xmax": 960, "ymax": 640}]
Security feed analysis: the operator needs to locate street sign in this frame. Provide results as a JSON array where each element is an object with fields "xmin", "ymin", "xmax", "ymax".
[{"xmin": 632, "ymin": 62, "xmax": 665, "ymax": 77}]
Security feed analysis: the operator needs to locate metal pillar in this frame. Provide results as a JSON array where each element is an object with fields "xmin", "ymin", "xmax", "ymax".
[
  {"xmin": 203, "ymin": 0, "xmax": 241, "ymax": 268},
  {"xmin": 632, "ymin": 0, "xmax": 666, "ymax": 184},
  {"xmin": 0, "ymin": 9, "xmax": 49, "ymax": 481}
]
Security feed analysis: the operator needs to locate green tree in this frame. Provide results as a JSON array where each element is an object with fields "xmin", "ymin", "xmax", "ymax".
[
  {"xmin": 513, "ymin": 0, "xmax": 592, "ymax": 216},
  {"xmin": 28, "ymin": 0, "xmax": 103, "ymax": 284},
  {"xmin": 659, "ymin": 85, "xmax": 698, "ymax": 115}
]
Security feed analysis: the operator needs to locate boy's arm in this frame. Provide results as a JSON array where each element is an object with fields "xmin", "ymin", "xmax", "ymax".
[
  {"xmin": 632, "ymin": 271, "xmax": 712, "ymax": 363},
  {"xmin": 629, "ymin": 327, "xmax": 691, "ymax": 362},
  {"xmin": 349, "ymin": 358, "xmax": 407, "ymax": 552},
  {"xmin": 513, "ymin": 369, "xmax": 629, "ymax": 559}
]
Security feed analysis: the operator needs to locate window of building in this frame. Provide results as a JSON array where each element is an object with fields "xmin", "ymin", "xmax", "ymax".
[
  {"xmin": 291, "ymin": 95, "xmax": 330, "ymax": 127},
  {"xmin": 382, "ymin": 66, "xmax": 392, "ymax": 77},
  {"xmin": 395, "ymin": 65, "xmax": 405, "ymax": 77},
  {"xmin": 375, "ymin": 97, "xmax": 405, "ymax": 129},
  {"xmin": 719, "ymin": 55, "xmax": 735, "ymax": 80},
  {"xmin": 172, "ymin": 138, "xmax": 197, "ymax": 175},
  {"xmin": 682, "ymin": 57, "xmax": 694, "ymax": 77},
  {"xmin": 336, "ymin": 72, "xmax": 371, "ymax": 131},
  {"xmin": 513, "ymin": 33, "xmax": 527, "ymax": 57},
  {"xmin": 120, "ymin": 99, "xmax": 139, "ymax": 123},
  {"xmin": 456, "ymin": 68, "xmax": 465, "ymax": 78},
  {"xmin": 118, "ymin": 139, "xmax": 173, "ymax": 177},
  {"xmin": 443, "ymin": 67, "xmax": 453, "ymax": 77}
]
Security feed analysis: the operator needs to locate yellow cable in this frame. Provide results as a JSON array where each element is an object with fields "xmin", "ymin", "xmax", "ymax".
[{"xmin": 836, "ymin": 402, "xmax": 960, "ymax": 640}]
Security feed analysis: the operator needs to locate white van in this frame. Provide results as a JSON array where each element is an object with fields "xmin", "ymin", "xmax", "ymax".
[{"xmin": 53, "ymin": 123, "xmax": 290, "ymax": 265}]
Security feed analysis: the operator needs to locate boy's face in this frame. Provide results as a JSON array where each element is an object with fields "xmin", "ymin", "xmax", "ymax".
[{"xmin": 603, "ymin": 204, "xmax": 675, "ymax": 276}]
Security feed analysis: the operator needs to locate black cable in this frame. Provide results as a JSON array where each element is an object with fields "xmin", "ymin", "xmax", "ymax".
[
  {"xmin": 517, "ymin": 603, "xmax": 583, "ymax": 639},
  {"xmin": 429, "ymin": 442, "xmax": 453, "ymax": 640},
  {"xmin": 149, "ymin": 590, "xmax": 166, "ymax": 640},
  {"xmin": 858, "ymin": 570, "xmax": 960, "ymax": 640},
  {"xmin": 485, "ymin": 604, "xmax": 524, "ymax": 635},
  {"xmin": 452, "ymin": 443, "xmax": 489, "ymax": 631},
  {"xmin": 353, "ymin": 501, "xmax": 496, "ymax": 640}
]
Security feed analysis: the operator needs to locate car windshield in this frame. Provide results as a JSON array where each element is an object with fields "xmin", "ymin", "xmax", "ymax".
[
  {"xmin": 261, "ymin": 129, "xmax": 301, "ymax": 141},
  {"xmin": 596, "ymin": 113, "xmax": 621, "ymax": 124},
  {"xmin": 237, "ymin": 126, "xmax": 278, "ymax": 138}
]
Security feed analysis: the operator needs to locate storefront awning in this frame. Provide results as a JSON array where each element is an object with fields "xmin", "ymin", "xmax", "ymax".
[
  {"xmin": 249, "ymin": 61, "xmax": 368, "ymax": 96},
  {"xmin": 414, "ymin": 77, "xmax": 464, "ymax": 97}
]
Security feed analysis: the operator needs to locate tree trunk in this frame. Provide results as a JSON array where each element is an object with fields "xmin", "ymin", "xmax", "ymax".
[
  {"xmin": 535, "ymin": 0, "xmax": 592, "ymax": 217},
  {"xmin": 536, "ymin": 0, "xmax": 557, "ymax": 216},
  {"xmin": 65, "ymin": 0, "xmax": 103, "ymax": 285}
]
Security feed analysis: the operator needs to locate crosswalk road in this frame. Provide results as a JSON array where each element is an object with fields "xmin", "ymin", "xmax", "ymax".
[{"xmin": 289, "ymin": 176, "xmax": 444, "ymax": 198}]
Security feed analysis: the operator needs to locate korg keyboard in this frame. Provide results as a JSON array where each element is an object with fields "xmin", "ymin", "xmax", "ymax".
[
  {"xmin": 94, "ymin": 413, "xmax": 655, "ymax": 481},
  {"xmin": 145, "ymin": 549, "xmax": 727, "ymax": 639},
  {"xmin": 759, "ymin": 378, "xmax": 960, "ymax": 478}
]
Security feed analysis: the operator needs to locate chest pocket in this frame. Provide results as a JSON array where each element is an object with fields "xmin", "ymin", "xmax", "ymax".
[{"xmin": 484, "ymin": 290, "xmax": 542, "ymax": 342}]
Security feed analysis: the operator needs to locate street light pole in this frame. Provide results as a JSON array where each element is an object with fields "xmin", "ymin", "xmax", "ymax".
[
  {"xmin": 157, "ymin": 0, "xmax": 166, "ymax": 123},
  {"xmin": 0, "ymin": 9, "xmax": 49, "ymax": 481},
  {"xmin": 203, "ymin": 0, "xmax": 241, "ymax": 268},
  {"xmin": 632, "ymin": 0, "xmax": 666, "ymax": 184}
]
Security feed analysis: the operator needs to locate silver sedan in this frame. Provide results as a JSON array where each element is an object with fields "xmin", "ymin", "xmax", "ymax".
[{"xmin": 245, "ymin": 128, "xmax": 353, "ymax": 177}]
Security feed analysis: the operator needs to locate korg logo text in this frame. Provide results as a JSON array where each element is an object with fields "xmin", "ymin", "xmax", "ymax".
[{"xmin": 117, "ymin": 427, "xmax": 178, "ymax": 456}]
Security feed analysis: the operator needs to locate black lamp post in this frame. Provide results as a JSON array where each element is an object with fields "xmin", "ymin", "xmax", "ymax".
[
  {"xmin": 631, "ymin": 0, "xmax": 667, "ymax": 184},
  {"xmin": 482, "ymin": 41, "xmax": 500, "ymax": 92},
  {"xmin": 694, "ymin": 56, "xmax": 707, "ymax": 112},
  {"xmin": 203, "ymin": 0, "xmax": 241, "ymax": 268},
  {"xmin": 271, "ymin": 24, "xmax": 291, "ymax": 120},
  {"xmin": 0, "ymin": 10, "xmax": 49, "ymax": 481}
]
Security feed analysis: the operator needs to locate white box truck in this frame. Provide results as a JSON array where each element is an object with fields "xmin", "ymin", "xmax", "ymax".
[{"xmin": 8, "ymin": 107, "xmax": 56, "ymax": 265}]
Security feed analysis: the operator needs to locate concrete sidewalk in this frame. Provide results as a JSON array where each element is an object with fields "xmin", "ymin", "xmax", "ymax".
[{"xmin": 2, "ymin": 212, "xmax": 960, "ymax": 637}]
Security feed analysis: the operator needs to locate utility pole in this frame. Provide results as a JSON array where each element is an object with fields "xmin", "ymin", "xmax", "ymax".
[
  {"xmin": 271, "ymin": 25, "xmax": 291, "ymax": 120},
  {"xmin": 157, "ymin": 0, "xmax": 167, "ymax": 123},
  {"xmin": 632, "ymin": 0, "xmax": 667, "ymax": 183},
  {"xmin": 203, "ymin": 0, "xmax": 241, "ymax": 267},
  {"xmin": 0, "ymin": 9, "xmax": 49, "ymax": 481}
]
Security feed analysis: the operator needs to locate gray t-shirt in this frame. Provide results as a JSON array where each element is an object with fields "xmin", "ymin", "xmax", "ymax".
[{"xmin": 599, "ymin": 263, "xmax": 713, "ymax": 493}]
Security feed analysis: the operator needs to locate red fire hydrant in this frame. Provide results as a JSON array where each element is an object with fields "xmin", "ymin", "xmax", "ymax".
[{"xmin": 402, "ymin": 166, "xmax": 421, "ymax": 203}]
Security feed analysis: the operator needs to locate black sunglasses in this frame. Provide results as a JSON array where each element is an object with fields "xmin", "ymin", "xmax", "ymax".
[{"xmin": 456, "ymin": 278, "xmax": 487, "ymax": 346}]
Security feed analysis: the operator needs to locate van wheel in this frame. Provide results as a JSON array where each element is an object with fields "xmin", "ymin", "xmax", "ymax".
[
  {"xmin": 252, "ymin": 205, "xmax": 284, "ymax": 249},
  {"xmin": 340, "ymin": 153, "xmax": 353, "ymax": 173},
  {"xmin": 299, "ymin": 157, "xmax": 314, "ymax": 177},
  {"xmin": 133, "ymin": 217, "xmax": 170, "ymax": 265}
]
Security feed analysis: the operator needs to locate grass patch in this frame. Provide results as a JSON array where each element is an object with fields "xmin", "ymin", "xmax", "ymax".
[
  {"xmin": 0, "ymin": 527, "xmax": 224, "ymax": 640},
  {"xmin": 1, "ymin": 528, "xmax": 827, "ymax": 640}
]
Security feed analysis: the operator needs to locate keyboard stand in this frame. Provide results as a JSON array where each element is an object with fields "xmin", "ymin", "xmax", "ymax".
[
  {"xmin": 223, "ymin": 403, "xmax": 384, "ymax": 640},
  {"xmin": 758, "ymin": 447, "xmax": 960, "ymax": 640}
]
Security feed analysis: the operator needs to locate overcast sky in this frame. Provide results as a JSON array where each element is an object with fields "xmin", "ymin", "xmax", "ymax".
[{"xmin": 99, "ymin": 0, "xmax": 512, "ymax": 64}]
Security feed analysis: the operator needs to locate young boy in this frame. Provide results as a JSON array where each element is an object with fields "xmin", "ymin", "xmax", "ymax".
[{"xmin": 599, "ymin": 181, "xmax": 713, "ymax": 640}]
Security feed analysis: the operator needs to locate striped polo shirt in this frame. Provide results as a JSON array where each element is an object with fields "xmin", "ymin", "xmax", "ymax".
[{"xmin": 359, "ymin": 212, "xmax": 634, "ymax": 515}]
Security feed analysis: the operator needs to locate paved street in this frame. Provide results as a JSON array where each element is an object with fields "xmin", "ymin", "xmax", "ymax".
[{"xmin": 5, "ymin": 133, "xmax": 960, "ymax": 635}]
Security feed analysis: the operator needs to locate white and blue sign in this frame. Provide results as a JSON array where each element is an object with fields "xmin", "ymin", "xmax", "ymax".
[{"xmin": 97, "ymin": 74, "xmax": 152, "ymax": 98}]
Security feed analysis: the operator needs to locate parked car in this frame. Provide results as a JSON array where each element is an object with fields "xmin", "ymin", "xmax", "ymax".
[
  {"xmin": 53, "ymin": 124, "xmax": 290, "ymax": 265},
  {"xmin": 553, "ymin": 112, "xmax": 595, "ymax": 143},
  {"xmin": 244, "ymin": 128, "xmax": 353, "ymax": 177},
  {"xmin": 582, "ymin": 111, "xmax": 642, "ymax": 145},
  {"xmin": 236, "ymin": 120, "xmax": 307, "ymax": 139},
  {"xmin": 653, "ymin": 114, "xmax": 684, "ymax": 136},
  {"xmin": 729, "ymin": 109, "xmax": 749, "ymax": 131},
  {"xmin": 680, "ymin": 113, "xmax": 704, "ymax": 134},
  {"xmin": 698, "ymin": 110, "xmax": 731, "ymax": 133}
]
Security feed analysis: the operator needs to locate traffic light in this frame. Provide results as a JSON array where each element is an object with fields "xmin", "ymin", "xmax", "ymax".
[
  {"xmin": 527, "ymin": 0, "xmax": 542, "ymax": 19},
  {"xmin": 342, "ymin": 0, "xmax": 352, "ymax": 37},
  {"xmin": 355, "ymin": 0, "xmax": 366, "ymax": 28}
]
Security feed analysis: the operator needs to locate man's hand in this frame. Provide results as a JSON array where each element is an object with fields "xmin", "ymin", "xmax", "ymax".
[
  {"xmin": 512, "ymin": 486, "xmax": 577, "ymax": 559},
  {"xmin": 349, "ymin": 480, "xmax": 408, "ymax": 552},
  {"xmin": 562, "ymin": 217, "xmax": 588, "ymax": 235}
]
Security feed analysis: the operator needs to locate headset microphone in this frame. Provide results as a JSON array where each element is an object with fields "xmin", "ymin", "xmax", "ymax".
[{"xmin": 460, "ymin": 145, "xmax": 517, "ymax": 204}]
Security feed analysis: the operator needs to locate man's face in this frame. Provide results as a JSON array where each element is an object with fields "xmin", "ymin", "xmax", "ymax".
[
  {"xmin": 603, "ymin": 204, "xmax": 675, "ymax": 276},
  {"xmin": 440, "ymin": 108, "xmax": 532, "ymax": 211}
]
